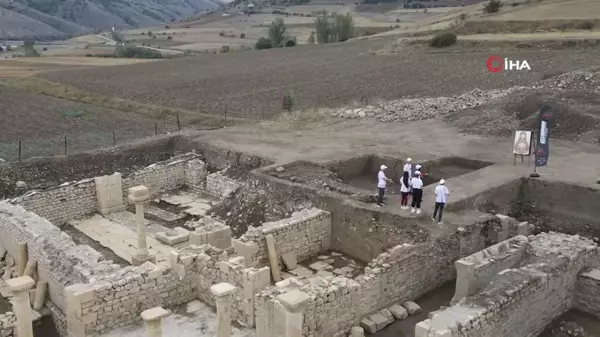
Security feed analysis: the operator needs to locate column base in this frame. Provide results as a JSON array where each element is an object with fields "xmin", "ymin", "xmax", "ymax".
[{"xmin": 132, "ymin": 254, "xmax": 156, "ymax": 266}]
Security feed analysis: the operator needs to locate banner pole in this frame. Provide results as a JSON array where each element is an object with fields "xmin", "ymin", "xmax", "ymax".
[{"xmin": 530, "ymin": 126, "xmax": 540, "ymax": 177}]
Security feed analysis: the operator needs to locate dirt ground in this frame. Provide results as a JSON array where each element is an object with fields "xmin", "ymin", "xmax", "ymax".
[
  {"xmin": 0, "ymin": 85, "xmax": 175, "ymax": 161},
  {"xmin": 38, "ymin": 40, "xmax": 600, "ymax": 119}
]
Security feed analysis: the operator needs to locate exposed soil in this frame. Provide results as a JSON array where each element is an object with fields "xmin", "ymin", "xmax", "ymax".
[
  {"xmin": 539, "ymin": 310, "xmax": 600, "ymax": 337},
  {"xmin": 39, "ymin": 41, "xmax": 600, "ymax": 119},
  {"xmin": 0, "ymin": 85, "xmax": 177, "ymax": 161},
  {"xmin": 446, "ymin": 88, "xmax": 600, "ymax": 145},
  {"xmin": 62, "ymin": 225, "xmax": 129, "ymax": 267}
]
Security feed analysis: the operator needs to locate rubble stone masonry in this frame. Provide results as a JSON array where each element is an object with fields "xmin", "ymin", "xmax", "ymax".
[
  {"xmin": 206, "ymin": 171, "xmax": 242, "ymax": 199},
  {"xmin": 417, "ymin": 233, "xmax": 600, "ymax": 337},
  {"xmin": 234, "ymin": 208, "xmax": 331, "ymax": 268}
]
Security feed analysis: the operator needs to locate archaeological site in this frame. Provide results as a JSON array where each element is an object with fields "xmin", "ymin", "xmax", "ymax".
[{"xmin": 0, "ymin": 131, "xmax": 598, "ymax": 337}]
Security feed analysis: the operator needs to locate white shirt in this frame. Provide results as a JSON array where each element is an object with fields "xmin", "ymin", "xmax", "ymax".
[
  {"xmin": 435, "ymin": 185, "xmax": 449, "ymax": 203},
  {"xmin": 403, "ymin": 163, "xmax": 412, "ymax": 179},
  {"xmin": 400, "ymin": 178, "xmax": 410, "ymax": 193},
  {"xmin": 378, "ymin": 171, "xmax": 387, "ymax": 188},
  {"xmin": 410, "ymin": 177, "xmax": 423, "ymax": 189}
]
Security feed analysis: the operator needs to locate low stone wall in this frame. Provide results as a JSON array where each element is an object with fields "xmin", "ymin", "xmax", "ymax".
[
  {"xmin": 0, "ymin": 202, "xmax": 120, "ymax": 313},
  {"xmin": 573, "ymin": 268, "xmax": 600, "ymax": 318},
  {"xmin": 122, "ymin": 153, "xmax": 200, "ymax": 197},
  {"xmin": 205, "ymin": 171, "xmax": 242, "ymax": 199},
  {"xmin": 10, "ymin": 178, "xmax": 97, "ymax": 226},
  {"xmin": 233, "ymin": 208, "xmax": 331, "ymax": 268},
  {"xmin": 451, "ymin": 235, "xmax": 529, "ymax": 304},
  {"xmin": 256, "ymin": 223, "xmax": 493, "ymax": 337},
  {"xmin": 416, "ymin": 233, "xmax": 600, "ymax": 337},
  {"xmin": 170, "ymin": 245, "xmax": 271, "ymax": 327}
]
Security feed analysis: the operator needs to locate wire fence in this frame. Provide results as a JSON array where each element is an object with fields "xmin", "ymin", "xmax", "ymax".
[{"xmin": 0, "ymin": 120, "xmax": 182, "ymax": 163}]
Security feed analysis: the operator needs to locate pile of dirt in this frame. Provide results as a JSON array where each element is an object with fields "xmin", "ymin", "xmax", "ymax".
[
  {"xmin": 208, "ymin": 179, "xmax": 313, "ymax": 238},
  {"xmin": 542, "ymin": 320, "xmax": 589, "ymax": 337},
  {"xmin": 446, "ymin": 88, "xmax": 600, "ymax": 144},
  {"xmin": 539, "ymin": 70, "xmax": 600, "ymax": 92}
]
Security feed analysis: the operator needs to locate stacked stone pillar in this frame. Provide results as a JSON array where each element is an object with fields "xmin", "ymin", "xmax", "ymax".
[
  {"xmin": 7, "ymin": 276, "xmax": 35, "ymax": 337},
  {"xmin": 128, "ymin": 186, "xmax": 156, "ymax": 266},
  {"xmin": 211, "ymin": 282, "xmax": 237, "ymax": 337},
  {"xmin": 276, "ymin": 289, "xmax": 310, "ymax": 337},
  {"xmin": 141, "ymin": 307, "xmax": 170, "ymax": 337}
]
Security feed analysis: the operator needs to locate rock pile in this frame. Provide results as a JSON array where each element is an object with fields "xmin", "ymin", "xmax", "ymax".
[
  {"xmin": 332, "ymin": 87, "xmax": 526, "ymax": 122},
  {"xmin": 541, "ymin": 71, "xmax": 600, "ymax": 93}
]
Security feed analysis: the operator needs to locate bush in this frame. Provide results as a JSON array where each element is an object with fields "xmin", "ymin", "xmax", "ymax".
[
  {"xmin": 219, "ymin": 30, "xmax": 225, "ymax": 36},
  {"xmin": 429, "ymin": 32, "xmax": 457, "ymax": 48},
  {"xmin": 167, "ymin": 35, "xmax": 173, "ymax": 40},
  {"xmin": 115, "ymin": 44, "xmax": 163, "ymax": 59},
  {"xmin": 282, "ymin": 91, "xmax": 294, "ymax": 111},
  {"xmin": 220, "ymin": 45, "xmax": 231, "ymax": 53},
  {"xmin": 285, "ymin": 39, "xmax": 296, "ymax": 47},
  {"xmin": 23, "ymin": 40, "xmax": 40, "ymax": 57},
  {"xmin": 459, "ymin": 13, "xmax": 467, "ymax": 21},
  {"xmin": 314, "ymin": 11, "xmax": 355, "ymax": 43},
  {"xmin": 484, "ymin": 0, "xmax": 501, "ymax": 13},
  {"xmin": 255, "ymin": 37, "xmax": 272, "ymax": 49},
  {"xmin": 240, "ymin": 33, "xmax": 246, "ymax": 38},
  {"xmin": 111, "ymin": 31, "xmax": 124, "ymax": 42},
  {"xmin": 511, "ymin": 2, "xmax": 519, "ymax": 6},
  {"xmin": 576, "ymin": 21, "xmax": 595, "ymax": 30},
  {"xmin": 395, "ymin": 18, "xmax": 400, "ymax": 23},
  {"xmin": 165, "ymin": 25, "xmax": 170, "ymax": 29},
  {"xmin": 42, "ymin": 47, "xmax": 47, "ymax": 51},
  {"xmin": 148, "ymin": 31, "xmax": 153, "ymax": 37},
  {"xmin": 307, "ymin": 31, "xmax": 316, "ymax": 44}
]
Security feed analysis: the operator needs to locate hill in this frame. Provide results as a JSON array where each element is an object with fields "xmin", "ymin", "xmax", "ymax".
[{"xmin": 0, "ymin": 0, "xmax": 225, "ymax": 40}]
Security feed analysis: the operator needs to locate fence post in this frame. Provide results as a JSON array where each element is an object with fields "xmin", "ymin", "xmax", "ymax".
[
  {"xmin": 113, "ymin": 130, "xmax": 116, "ymax": 145},
  {"xmin": 224, "ymin": 107, "xmax": 227, "ymax": 127},
  {"xmin": 64, "ymin": 136, "xmax": 67, "ymax": 155},
  {"xmin": 177, "ymin": 115, "xmax": 181, "ymax": 131},
  {"xmin": 18, "ymin": 141, "xmax": 21, "ymax": 162},
  {"xmin": 155, "ymin": 123, "xmax": 158, "ymax": 136}
]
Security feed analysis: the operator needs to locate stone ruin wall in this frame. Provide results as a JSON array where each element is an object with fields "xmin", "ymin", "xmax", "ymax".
[
  {"xmin": 233, "ymin": 208, "xmax": 332, "ymax": 268},
  {"xmin": 452, "ymin": 235, "xmax": 529, "ymax": 304},
  {"xmin": 10, "ymin": 179, "xmax": 97, "ymax": 226},
  {"xmin": 205, "ymin": 171, "xmax": 243, "ymax": 199},
  {"xmin": 573, "ymin": 268, "xmax": 600, "ymax": 318},
  {"xmin": 255, "ymin": 215, "xmax": 503, "ymax": 337},
  {"xmin": 0, "ymin": 312, "xmax": 16, "ymax": 337},
  {"xmin": 7, "ymin": 153, "xmax": 208, "ymax": 226},
  {"xmin": 417, "ymin": 233, "xmax": 600, "ymax": 337}
]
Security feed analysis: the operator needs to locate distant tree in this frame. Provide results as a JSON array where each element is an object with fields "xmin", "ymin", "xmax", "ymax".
[
  {"xmin": 314, "ymin": 11, "xmax": 333, "ymax": 44},
  {"xmin": 335, "ymin": 13, "xmax": 354, "ymax": 42},
  {"xmin": 484, "ymin": 0, "xmax": 501, "ymax": 13},
  {"xmin": 219, "ymin": 30, "xmax": 225, "ymax": 36},
  {"xmin": 255, "ymin": 37, "xmax": 273, "ymax": 50},
  {"xmin": 115, "ymin": 45, "xmax": 163, "ymax": 59},
  {"xmin": 111, "ymin": 31, "xmax": 124, "ymax": 42},
  {"xmin": 430, "ymin": 32, "xmax": 457, "ymax": 48},
  {"xmin": 314, "ymin": 11, "xmax": 355, "ymax": 43},
  {"xmin": 282, "ymin": 91, "xmax": 294, "ymax": 111},
  {"xmin": 167, "ymin": 35, "xmax": 173, "ymax": 40},
  {"xmin": 269, "ymin": 18, "xmax": 288, "ymax": 47},
  {"xmin": 23, "ymin": 41, "xmax": 40, "ymax": 57},
  {"xmin": 307, "ymin": 31, "xmax": 316, "ymax": 44},
  {"xmin": 148, "ymin": 31, "xmax": 153, "ymax": 37},
  {"xmin": 165, "ymin": 25, "xmax": 170, "ymax": 29},
  {"xmin": 240, "ymin": 33, "xmax": 246, "ymax": 38},
  {"xmin": 220, "ymin": 45, "xmax": 231, "ymax": 53}
]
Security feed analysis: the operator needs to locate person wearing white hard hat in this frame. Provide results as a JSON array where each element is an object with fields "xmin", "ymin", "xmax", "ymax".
[
  {"xmin": 377, "ymin": 165, "xmax": 393, "ymax": 207},
  {"xmin": 432, "ymin": 179, "xmax": 449, "ymax": 224},
  {"xmin": 410, "ymin": 170, "xmax": 424, "ymax": 214}
]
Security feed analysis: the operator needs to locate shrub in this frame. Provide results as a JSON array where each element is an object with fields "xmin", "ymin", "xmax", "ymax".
[
  {"xmin": 42, "ymin": 47, "xmax": 47, "ymax": 51},
  {"xmin": 167, "ymin": 35, "xmax": 173, "ymax": 40},
  {"xmin": 115, "ymin": 44, "xmax": 163, "ymax": 59},
  {"xmin": 240, "ymin": 33, "xmax": 246, "ymax": 38},
  {"xmin": 111, "ymin": 31, "xmax": 124, "ymax": 42},
  {"xmin": 429, "ymin": 32, "xmax": 457, "ymax": 48},
  {"xmin": 511, "ymin": 2, "xmax": 519, "ymax": 6},
  {"xmin": 141, "ymin": 32, "xmax": 145, "ymax": 35},
  {"xmin": 459, "ymin": 13, "xmax": 467, "ymax": 21},
  {"xmin": 165, "ymin": 25, "xmax": 170, "ymax": 29},
  {"xmin": 219, "ymin": 30, "xmax": 225, "ymax": 36},
  {"xmin": 576, "ymin": 21, "xmax": 595, "ymax": 30},
  {"xmin": 255, "ymin": 37, "xmax": 272, "ymax": 49},
  {"xmin": 23, "ymin": 40, "xmax": 40, "ymax": 57},
  {"xmin": 484, "ymin": 0, "xmax": 501, "ymax": 13},
  {"xmin": 307, "ymin": 31, "xmax": 316, "ymax": 44},
  {"xmin": 148, "ymin": 31, "xmax": 153, "ymax": 37},
  {"xmin": 395, "ymin": 18, "xmax": 400, "ymax": 23},
  {"xmin": 282, "ymin": 91, "xmax": 294, "ymax": 111},
  {"xmin": 285, "ymin": 39, "xmax": 296, "ymax": 47},
  {"xmin": 220, "ymin": 45, "xmax": 231, "ymax": 53}
]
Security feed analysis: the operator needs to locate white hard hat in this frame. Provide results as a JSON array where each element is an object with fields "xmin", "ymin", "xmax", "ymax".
[
  {"xmin": 440, "ymin": 179, "xmax": 445, "ymax": 185},
  {"xmin": 414, "ymin": 170, "xmax": 421, "ymax": 176},
  {"xmin": 407, "ymin": 158, "xmax": 412, "ymax": 162},
  {"xmin": 380, "ymin": 165, "xmax": 387, "ymax": 170},
  {"xmin": 415, "ymin": 164, "xmax": 422, "ymax": 170}
]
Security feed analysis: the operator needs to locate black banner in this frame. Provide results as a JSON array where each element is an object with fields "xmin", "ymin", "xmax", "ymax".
[{"xmin": 535, "ymin": 105, "xmax": 551, "ymax": 167}]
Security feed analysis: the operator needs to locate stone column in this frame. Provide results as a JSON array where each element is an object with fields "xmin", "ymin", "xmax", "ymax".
[
  {"xmin": 141, "ymin": 307, "xmax": 170, "ymax": 337},
  {"xmin": 128, "ymin": 186, "xmax": 155, "ymax": 266},
  {"xmin": 7, "ymin": 276, "xmax": 35, "ymax": 337},
  {"xmin": 276, "ymin": 289, "xmax": 310, "ymax": 337},
  {"xmin": 211, "ymin": 282, "xmax": 237, "ymax": 337}
]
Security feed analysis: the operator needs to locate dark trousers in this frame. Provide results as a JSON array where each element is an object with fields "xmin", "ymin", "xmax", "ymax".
[
  {"xmin": 400, "ymin": 192, "xmax": 409, "ymax": 206},
  {"xmin": 377, "ymin": 188, "xmax": 385, "ymax": 205},
  {"xmin": 411, "ymin": 189, "xmax": 422, "ymax": 208},
  {"xmin": 433, "ymin": 202, "xmax": 445, "ymax": 221}
]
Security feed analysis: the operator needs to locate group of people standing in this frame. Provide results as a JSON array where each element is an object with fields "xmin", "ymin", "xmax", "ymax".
[{"xmin": 376, "ymin": 158, "xmax": 449, "ymax": 224}]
